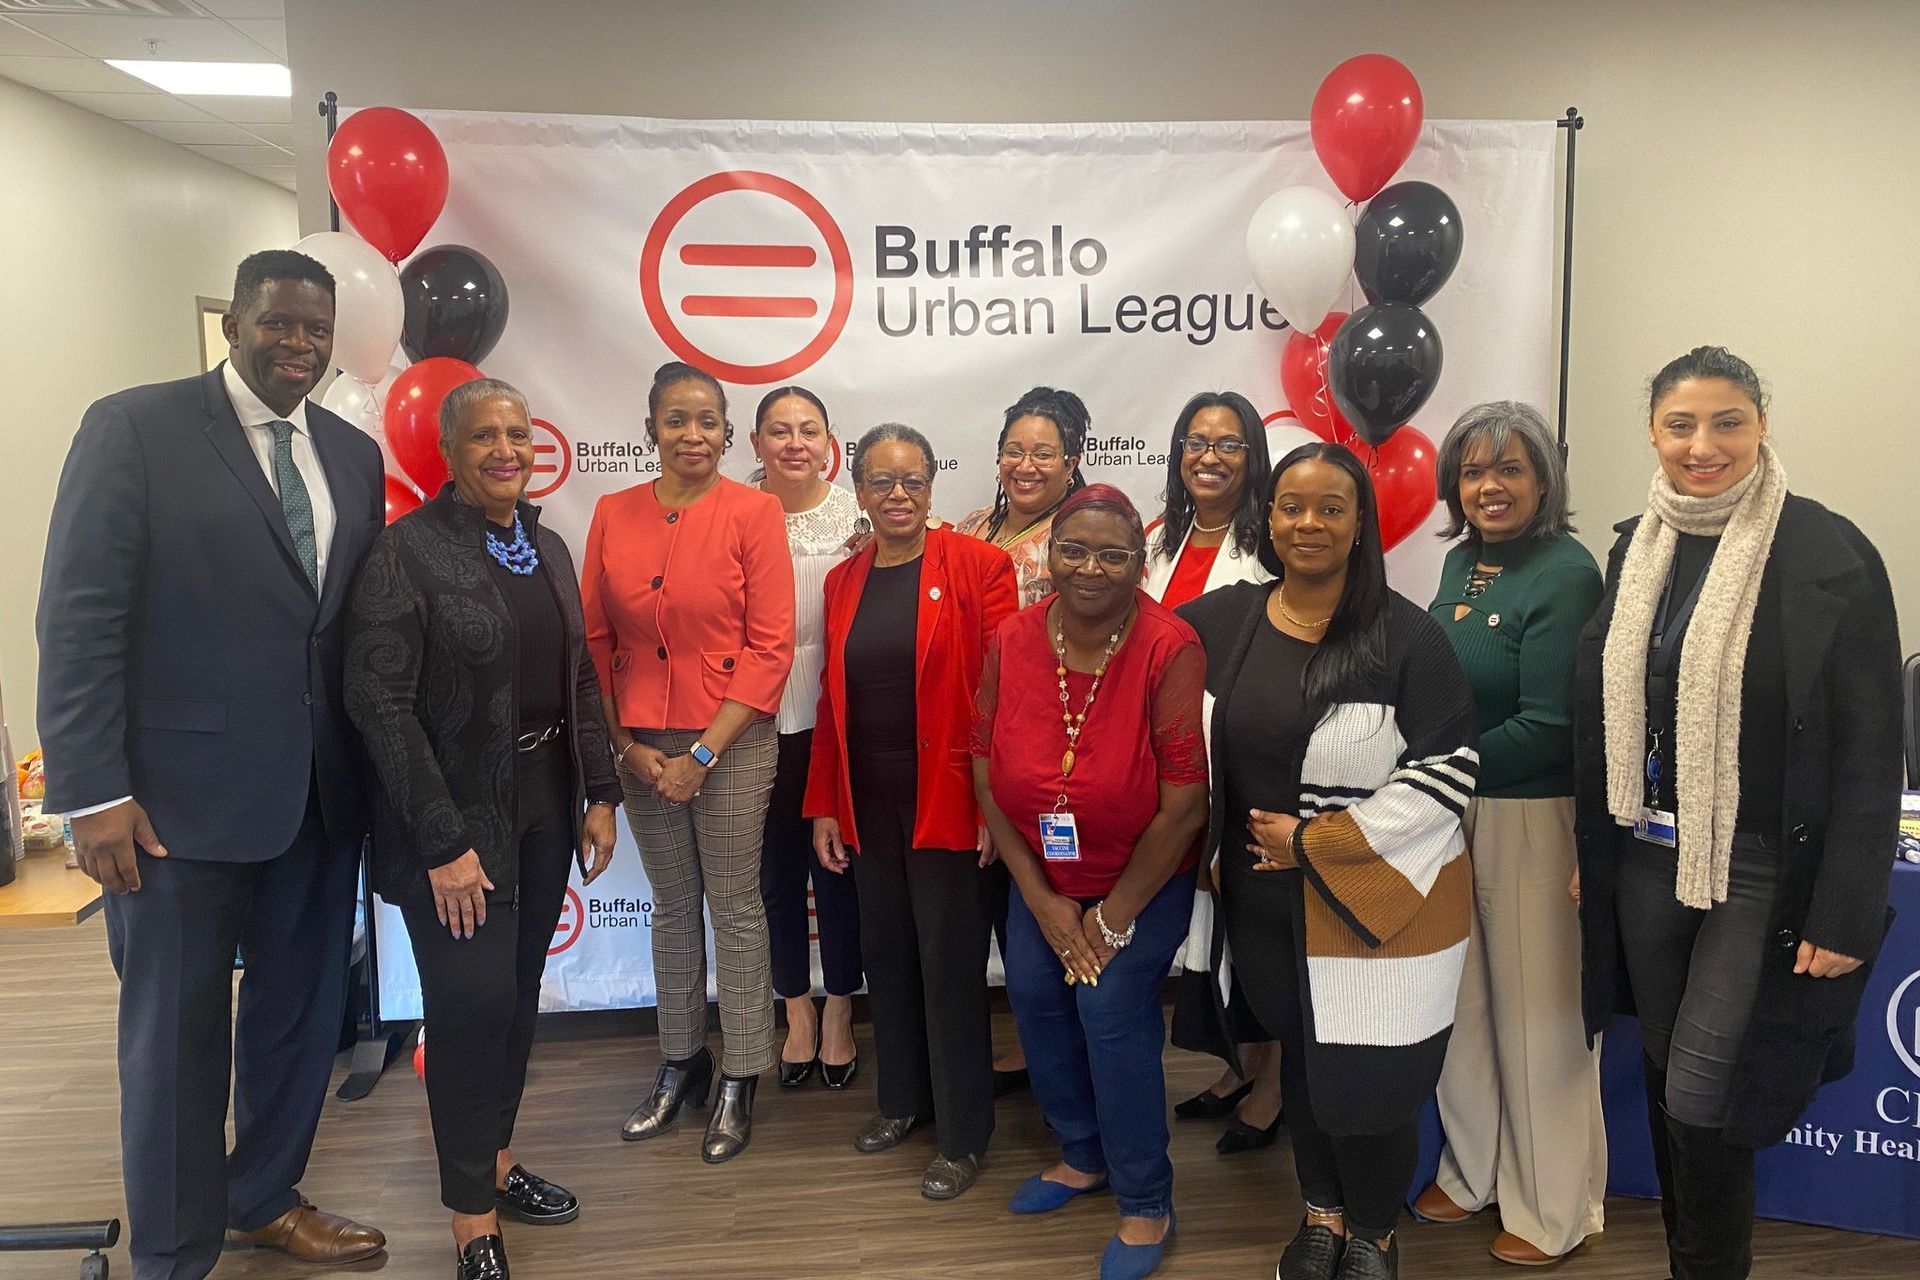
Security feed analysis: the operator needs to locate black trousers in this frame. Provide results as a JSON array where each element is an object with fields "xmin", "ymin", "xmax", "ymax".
[
  {"xmin": 761, "ymin": 729, "xmax": 863, "ymax": 999},
  {"xmin": 1223, "ymin": 861, "xmax": 1419, "ymax": 1242},
  {"xmin": 850, "ymin": 751, "xmax": 994, "ymax": 1160},
  {"xmin": 400, "ymin": 743, "xmax": 575, "ymax": 1214},
  {"xmin": 104, "ymin": 781, "xmax": 360, "ymax": 1280}
]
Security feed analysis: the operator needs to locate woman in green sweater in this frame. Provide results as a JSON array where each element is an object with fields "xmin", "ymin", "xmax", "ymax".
[{"xmin": 1411, "ymin": 402, "xmax": 1607, "ymax": 1267}]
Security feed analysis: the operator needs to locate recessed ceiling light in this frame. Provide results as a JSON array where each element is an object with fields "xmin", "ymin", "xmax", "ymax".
[{"xmin": 105, "ymin": 60, "xmax": 291, "ymax": 97}]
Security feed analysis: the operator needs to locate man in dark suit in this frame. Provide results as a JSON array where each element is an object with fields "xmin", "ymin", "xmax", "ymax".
[{"xmin": 37, "ymin": 249, "xmax": 388, "ymax": 1279}]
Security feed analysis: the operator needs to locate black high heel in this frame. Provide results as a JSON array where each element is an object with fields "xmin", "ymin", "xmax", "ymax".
[
  {"xmin": 821, "ymin": 1054, "xmax": 859, "ymax": 1090},
  {"xmin": 620, "ymin": 1047, "xmax": 714, "ymax": 1140},
  {"xmin": 779, "ymin": 1019, "xmax": 820, "ymax": 1089}
]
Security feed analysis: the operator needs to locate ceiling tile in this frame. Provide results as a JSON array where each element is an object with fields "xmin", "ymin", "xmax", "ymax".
[
  {"xmin": 0, "ymin": 53, "xmax": 146, "ymax": 92},
  {"xmin": 195, "ymin": 1, "xmax": 286, "ymax": 17},
  {"xmin": 233, "ymin": 120, "xmax": 291, "ymax": 145},
  {"xmin": 237, "ymin": 162, "xmax": 296, "ymax": 187},
  {"xmin": 185, "ymin": 142, "xmax": 289, "ymax": 165},
  {"xmin": 9, "ymin": 14, "xmax": 268, "ymax": 62},
  {"xmin": 222, "ymin": 17, "xmax": 284, "ymax": 58},
  {"xmin": 0, "ymin": 17, "xmax": 72, "ymax": 56},
  {"xmin": 129, "ymin": 118, "xmax": 263, "ymax": 144},
  {"xmin": 178, "ymin": 91, "xmax": 290, "ymax": 123},
  {"xmin": 52, "ymin": 88, "xmax": 215, "ymax": 122}
]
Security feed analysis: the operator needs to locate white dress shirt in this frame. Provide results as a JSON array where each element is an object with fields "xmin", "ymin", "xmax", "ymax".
[
  {"xmin": 61, "ymin": 365, "xmax": 334, "ymax": 821},
  {"xmin": 223, "ymin": 360, "xmax": 337, "ymax": 594}
]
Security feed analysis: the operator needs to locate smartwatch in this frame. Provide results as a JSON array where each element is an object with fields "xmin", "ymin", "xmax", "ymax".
[{"xmin": 689, "ymin": 741, "xmax": 717, "ymax": 767}]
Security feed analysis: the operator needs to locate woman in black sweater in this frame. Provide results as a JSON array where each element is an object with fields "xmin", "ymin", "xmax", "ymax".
[
  {"xmin": 346, "ymin": 378, "xmax": 622, "ymax": 1280},
  {"xmin": 1573, "ymin": 346, "xmax": 1903, "ymax": 1280}
]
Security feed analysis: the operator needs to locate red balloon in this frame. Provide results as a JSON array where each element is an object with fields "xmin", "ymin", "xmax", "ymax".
[
  {"xmin": 328, "ymin": 107, "xmax": 449, "ymax": 264},
  {"xmin": 1348, "ymin": 423, "xmax": 1436, "ymax": 551},
  {"xmin": 1280, "ymin": 312, "xmax": 1353, "ymax": 443},
  {"xmin": 1311, "ymin": 54, "xmax": 1424, "ymax": 203},
  {"xmin": 383, "ymin": 473, "xmax": 423, "ymax": 524},
  {"xmin": 384, "ymin": 357, "xmax": 482, "ymax": 496}
]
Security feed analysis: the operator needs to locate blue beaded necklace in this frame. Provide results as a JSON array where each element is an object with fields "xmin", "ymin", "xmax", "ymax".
[{"xmin": 485, "ymin": 512, "xmax": 540, "ymax": 575}]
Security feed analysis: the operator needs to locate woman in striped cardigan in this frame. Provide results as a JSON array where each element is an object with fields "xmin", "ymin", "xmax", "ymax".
[{"xmin": 1179, "ymin": 442, "xmax": 1479, "ymax": 1280}]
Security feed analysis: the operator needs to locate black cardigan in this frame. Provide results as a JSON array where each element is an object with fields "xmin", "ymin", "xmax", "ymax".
[
  {"xmin": 1572, "ymin": 493, "xmax": 1903, "ymax": 1145},
  {"xmin": 344, "ymin": 489, "xmax": 622, "ymax": 903}
]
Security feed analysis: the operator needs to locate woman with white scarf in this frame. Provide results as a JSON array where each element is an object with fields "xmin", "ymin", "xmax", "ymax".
[
  {"xmin": 1572, "ymin": 346, "xmax": 1903, "ymax": 1280},
  {"xmin": 1141, "ymin": 391, "xmax": 1283, "ymax": 1155}
]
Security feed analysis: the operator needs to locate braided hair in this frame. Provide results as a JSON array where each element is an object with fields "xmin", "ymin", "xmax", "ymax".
[{"xmin": 985, "ymin": 385, "xmax": 1090, "ymax": 539}]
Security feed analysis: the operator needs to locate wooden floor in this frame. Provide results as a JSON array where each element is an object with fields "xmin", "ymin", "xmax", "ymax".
[{"xmin": 3, "ymin": 920, "xmax": 1915, "ymax": 1279}]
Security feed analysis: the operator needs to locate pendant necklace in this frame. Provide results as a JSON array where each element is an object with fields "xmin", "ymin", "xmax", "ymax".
[{"xmin": 1053, "ymin": 608, "xmax": 1127, "ymax": 778}]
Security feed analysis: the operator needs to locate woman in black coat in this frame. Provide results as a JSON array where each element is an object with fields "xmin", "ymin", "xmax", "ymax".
[
  {"xmin": 1572, "ymin": 347, "xmax": 1903, "ymax": 1280},
  {"xmin": 346, "ymin": 378, "xmax": 621, "ymax": 1280}
]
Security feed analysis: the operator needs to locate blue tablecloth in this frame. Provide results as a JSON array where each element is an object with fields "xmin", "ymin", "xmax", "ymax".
[{"xmin": 1415, "ymin": 859, "xmax": 1920, "ymax": 1240}]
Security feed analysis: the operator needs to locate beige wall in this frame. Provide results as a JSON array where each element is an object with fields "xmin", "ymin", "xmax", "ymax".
[
  {"xmin": 282, "ymin": 1, "xmax": 1920, "ymax": 654},
  {"xmin": 1, "ymin": 77, "xmax": 297, "ymax": 750}
]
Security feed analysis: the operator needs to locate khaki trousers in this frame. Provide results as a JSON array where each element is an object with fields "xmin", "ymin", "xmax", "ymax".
[{"xmin": 1434, "ymin": 795, "xmax": 1607, "ymax": 1255}]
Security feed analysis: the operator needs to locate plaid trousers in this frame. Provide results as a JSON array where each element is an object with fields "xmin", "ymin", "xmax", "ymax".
[{"xmin": 620, "ymin": 716, "xmax": 777, "ymax": 1078}]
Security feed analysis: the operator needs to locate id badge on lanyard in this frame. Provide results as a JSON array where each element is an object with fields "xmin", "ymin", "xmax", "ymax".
[
  {"xmin": 1039, "ymin": 795, "xmax": 1081, "ymax": 862},
  {"xmin": 1641, "ymin": 558, "xmax": 1704, "ymax": 850}
]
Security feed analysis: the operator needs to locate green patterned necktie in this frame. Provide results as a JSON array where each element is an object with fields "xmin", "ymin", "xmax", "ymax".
[{"xmin": 270, "ymin": 421, "xmax": 319, "ymax": 589}]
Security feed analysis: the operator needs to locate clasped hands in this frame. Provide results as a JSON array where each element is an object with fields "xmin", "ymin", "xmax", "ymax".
[
  {"xmin": 1031, "ymin": 892, "xmax": 1129, "ymax": 985},
  {"xmin": 622, "ymin": 740, "xmax": 707, "ymax": 806}
]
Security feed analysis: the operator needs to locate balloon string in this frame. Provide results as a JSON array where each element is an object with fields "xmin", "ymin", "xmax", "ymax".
[{"xmin": 1312, "ymin": 330, "xmax": 1344, "ymax": 447}]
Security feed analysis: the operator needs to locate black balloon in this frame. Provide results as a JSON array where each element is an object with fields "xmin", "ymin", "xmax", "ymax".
[
  {"xmin": 1328, "ymin": 302, "xmax": 1444, "ymax": 446},
  {"xmin": 1353, "ymin": 181, "xmax": 1462, "ymax": 307},
  {"xmin": 399, "ymin": 244, "xmax": 509, "ymax": 365}
]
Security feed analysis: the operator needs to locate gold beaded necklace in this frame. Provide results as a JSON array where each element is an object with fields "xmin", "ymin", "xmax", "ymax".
[{"xmin": 1053, "ymin": 608, "xmax": 1128, "ymax": 779}]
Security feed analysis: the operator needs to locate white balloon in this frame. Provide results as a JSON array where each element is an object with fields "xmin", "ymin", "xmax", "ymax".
[
  {"xmin": 319, "ymin": 363, "xmax": 406, "ymax": 477},
  {"xmin": 1245, "ymin": 186, "xmax": 1356, "ymax": 334},
  {"xmin": 293, "ymin": 230, "xmax": 405, "ymax": 385},
  {"xmin": 1264, "ymin": 417, "xmax": 1324, "ymax": 462}
]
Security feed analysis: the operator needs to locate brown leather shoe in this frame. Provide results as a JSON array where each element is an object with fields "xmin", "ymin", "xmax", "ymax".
[
  {"xmin": 1489, "ymin": 1230, "xmax": 1561, "ymax": 1266},
  {"xmin": 227, "ymin": 1199, "xmax": 386, "ymax": 1263},
  {"xmin": 1410, "ymin": 1182, "xmax": 1474, "ymax": 1224}
]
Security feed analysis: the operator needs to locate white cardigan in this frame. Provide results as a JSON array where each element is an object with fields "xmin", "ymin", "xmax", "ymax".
[{"xmin": 1142, "ymin": 519, "xmax": 1273, "ymax": 973}]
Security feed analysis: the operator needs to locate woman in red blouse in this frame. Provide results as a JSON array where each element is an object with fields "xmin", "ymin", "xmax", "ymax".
[{"xmin": 972, "ymin": 484, "xmax": 1209, "ymax": 1280}]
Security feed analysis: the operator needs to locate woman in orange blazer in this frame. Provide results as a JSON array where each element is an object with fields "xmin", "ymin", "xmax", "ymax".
[
  {"xmin": 582, "ymin": 362, "xmax": 795, "ymax": 1165},
  {"xmin": 807, "ymin": 422, "xmax": 1017, "ymax": 1202}
]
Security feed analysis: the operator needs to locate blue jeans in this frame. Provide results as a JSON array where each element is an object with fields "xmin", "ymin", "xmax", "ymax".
[{"xmin": 1006, "ymin": 872, "xmax": 1196, "ymax": 1219}]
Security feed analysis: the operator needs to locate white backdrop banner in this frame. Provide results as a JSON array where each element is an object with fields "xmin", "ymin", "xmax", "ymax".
[{"xmin": 372, "ymin": 109, "xmax": 1558, "ymax": 1017}]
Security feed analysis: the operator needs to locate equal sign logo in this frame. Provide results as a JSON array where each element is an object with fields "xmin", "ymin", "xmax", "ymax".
[
  {"xmin": 548, "ymin": 887, "xmax": 586, "ymax": 956},
  {"xmin": 640, "ymin": 171, "xmax": 854, "ymax": 384},
  {"xmin": 528, "ymin": 417, "xmax": 572, "ymax": 498}
]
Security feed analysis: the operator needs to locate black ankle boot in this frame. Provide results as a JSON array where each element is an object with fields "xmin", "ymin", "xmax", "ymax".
[
  {"xmin": 702, "ymin": 1072, "xmax": 758, "ymax": 1163},
  {"xmin": 620, "ymin": 1047, "xmax": 714, "ymax": 1140},
  {"xmin": 1662, "ymin": 1111, "xmax": 1755, "ymax": 1280}
]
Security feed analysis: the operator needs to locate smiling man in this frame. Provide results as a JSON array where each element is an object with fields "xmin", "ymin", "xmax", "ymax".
[{"xmin": 35, "ymin": 249, "xmax": 387, "ymax": 1280}]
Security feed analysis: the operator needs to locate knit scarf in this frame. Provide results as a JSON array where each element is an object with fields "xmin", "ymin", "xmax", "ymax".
[{"xmin": 1601, "ymin": 442, "xmax": 1787, "ymax": 908}]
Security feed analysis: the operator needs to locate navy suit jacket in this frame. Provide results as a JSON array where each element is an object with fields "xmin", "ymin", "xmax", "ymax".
[{"xmin": 36, "ymin": 366, "xmax": 386, "ymax": 862}]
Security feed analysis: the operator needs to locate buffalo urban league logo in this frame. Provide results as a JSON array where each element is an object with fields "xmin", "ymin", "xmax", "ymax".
[
  {"xmin": 528, "ymin": 417, "xmax": 571, "ymax": 498},
  {"xmin": 547, "ymin": 887, "xmax": 585, "ymax": 955},
  {"xmin": 548, "ymin": 887, "xmax": 652, "ymax": 954},
  {"xmin": 640, "ymin": 171, "xmax": 854, "ymax": 383}
]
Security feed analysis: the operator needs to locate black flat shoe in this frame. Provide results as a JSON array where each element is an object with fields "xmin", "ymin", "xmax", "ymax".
[
  {"xmin": 621, "ymin": 1047, "xmax": 714, "ymax": 1140},
  {"xmin": 456, "ymin": 1234, "xmax": 508, "ymax": 1280},
  {"xmin": 1278, "ymin": 1220, "xmax": 1344, "ymax": 1280},
  {"xmin": 992, "ymin": 1067, "xmax": 1030, "ymax": 1099},
  {"xmin": 702, "ymin": 1073, "xmax": 757, "ymax": 1163},
  {"xmin": 921, "ymin": 1153, "xmax": 980, "ymax": 1201},
  {"xmin": 1215, "ymin": 1109, "xmax": 1283, "ymax": 1155},
  {"xmin": 820, "ymin": 1054, "xmax": 859, "ymax": 1089},
  {"xmin": 494, "ymin": 1164, "xmax": 578, "ymax": 1226},
  {"xmin": 1174, "ymin": 1078, "xmax": 1253, "ymax": 1120},
  {"xmin": 1332, "ymin": 1233, "xmax": 1396, "ymax": 1280},
  {"xmin": 854, "ymin": 1112, "xmax": 922, "ymax": 1153}
]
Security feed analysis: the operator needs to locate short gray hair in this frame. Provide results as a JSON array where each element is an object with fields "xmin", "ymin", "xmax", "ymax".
[
  {"xmin": 849, "ymin": 422, "xmax": 935, "ymax": 485},
  {"xmin": 1434, "ymin": 400, "xmax": 1574, "ymax": 541},
  {"xmin": 438, "ymin": 377, "xmax": 531, "ymax": 450}
]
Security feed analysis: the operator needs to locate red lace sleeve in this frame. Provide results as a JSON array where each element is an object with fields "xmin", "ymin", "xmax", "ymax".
[
  {"xmin": 1149, "ymin": 638, "xmax": 1208, "ymax": 787},
  {"xmin": 969, "ymin": 631, "xmax": 1002, "ymax": 758}
]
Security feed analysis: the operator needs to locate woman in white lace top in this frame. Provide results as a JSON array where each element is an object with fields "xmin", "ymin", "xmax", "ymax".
[{"xmin": 752, "ymin": 386, "xmax": 866, "ymax": 1089}]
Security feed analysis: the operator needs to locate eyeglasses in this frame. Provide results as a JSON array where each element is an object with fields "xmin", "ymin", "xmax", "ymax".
[
  {"xmin": 1179, "ymin": 436, "xmax": 1249, "ymax": 458},
  {"xmin": 1054, "ymin": 541, "xmax": 1141, "ymax": 572},
  {"xmin": 999, "ymin": 446, "xmax": 1064, "ymax": 465},
  {"xmin": 862, "ymin": 473, "xmax": 929, "ymax": 497}
]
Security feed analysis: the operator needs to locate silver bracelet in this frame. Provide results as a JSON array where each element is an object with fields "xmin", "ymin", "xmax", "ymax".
[{"xmin": 1093, "ymin": 901, "xmax": 1135, "ymax": 950}]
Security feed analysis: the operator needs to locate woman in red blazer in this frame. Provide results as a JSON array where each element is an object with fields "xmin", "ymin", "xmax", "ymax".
[{"xmin": 807, "ymin": 422, "xmax": 1017, "ymax": 1202}]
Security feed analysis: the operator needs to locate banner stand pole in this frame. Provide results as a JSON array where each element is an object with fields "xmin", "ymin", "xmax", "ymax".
[
  {"xmin": 319, "ymin": 86, "xmax": 418, "ymax": 1100},
  {"xmin": 1551, "ymin": 107, "xmax": 1582, "ymax": 460}
]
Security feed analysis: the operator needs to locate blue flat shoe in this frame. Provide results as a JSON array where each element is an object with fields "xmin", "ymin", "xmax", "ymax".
[
  {"xmin": 1100, "ymin": 1208, "xmax": 1175, "ymax": 1280},
  {"xmin": 1008, "ymin": 1170, "xmax": 1111, "ymax": 1214}
]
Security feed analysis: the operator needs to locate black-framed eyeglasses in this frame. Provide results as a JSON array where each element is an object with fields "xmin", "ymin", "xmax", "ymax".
[
  {"xmin": 1054, "ymin": 541, "xmax": 1141, "ymax": 571},
  {"xmin": 862, "ymin": 473, "xmax": 929, "ymax": 497},
  {"xmin": 1179, "ymin": 435, "xmax": 1249, "ymax": 457}
]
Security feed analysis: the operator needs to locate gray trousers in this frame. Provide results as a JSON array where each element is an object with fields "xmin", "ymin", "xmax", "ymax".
[{"xmin": 620, "ymin": 717, "xmax": 777, "ymax": 1078}]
